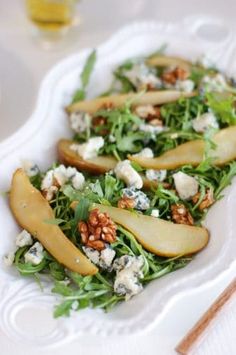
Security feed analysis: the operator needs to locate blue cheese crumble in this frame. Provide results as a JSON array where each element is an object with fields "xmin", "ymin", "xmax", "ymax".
[
  {"xmin": 123, "ymin": 63, "xmax": 162, "ymax": 90},
  {"xmin": 41, "ymin": 164, "xmax": 85, "ymax": 200},
  {"xmin": 69, "ymin": 111, "xmax": 91, "ymax": 133},
  {"xmin": 3, "ymin": 250, "xmax": 17, "ymax": 266},
  {"xmin": 173, "ymin": 171, "xmax": 199, "ymax": 200},
  {"xmin": 201, "ymin": 73, "xmax": 227, "ymax": 93},
  {"xmin": 24, "ymin": 242, "xmax": 44, "ymax": 265},
  {"xmin": 113, "ymin": 255, "xmax": 144, "ymax": 300},
  {"xmin": 70, "ymin": 136, "xmax": 104, "ymax": 160},
  {"xmin": 22, "ymin": 161, "xmax": 40, "ymax": 177},
  {"xmin": 122, "ymin": 187, "xmax": 150, "ymax": 210},
  {"xmin": 146, "ymin": 169, "xmax": 167, "ymax": 182},
  {"xmin": 16, "ymin": 229, "xmax": 33, "ymax": 247},
  {"xmin": 192, "ymin": 112, "xmax": 219, "ymax": 133},
  {"xmin": 133, "ymin": 147, "xmax": 154, "ymax": 159},
  {"xmin": 114, "ymin": 160, "xmax": 143, "ymax": 189},
  {"xmin": 83, "ymin": 244, "xmax": 116, "ymax": 270}
]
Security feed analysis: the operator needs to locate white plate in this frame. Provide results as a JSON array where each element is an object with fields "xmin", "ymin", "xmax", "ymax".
[{"xmin": 1, "ymin": 19, "xmax": 236, "ymax": 348}]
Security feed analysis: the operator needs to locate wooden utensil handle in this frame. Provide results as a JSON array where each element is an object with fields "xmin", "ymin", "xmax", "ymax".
[{"xmin": 176, "ymin": 278, "xmax": 236, "ymax": 355}]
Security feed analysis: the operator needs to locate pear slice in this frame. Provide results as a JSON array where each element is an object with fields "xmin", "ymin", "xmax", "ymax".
[
  {"xmin": 66, "ymin": 91, "xmax": 195, "ymax": 114},
  {"xmin": 58, "ymin": 139, "xmax": 117, "ymax": 174},
  {"xmin": 10, "ymin": 169, "xmax": 98, "ymax": 275},
  {"xmin": 71, "ymin": 203, "xmax": 209, "ymax": 257},
  {"xmin": 146, "ymin": 55, "xmax": 192, "ymax": 71},
  {"xmin": 57, "ymin": 139, "xmax": 169, "ymax": 189},
  {"xmin": 129, "ymin": 126, "xmax": 236, "ymax": 170}
]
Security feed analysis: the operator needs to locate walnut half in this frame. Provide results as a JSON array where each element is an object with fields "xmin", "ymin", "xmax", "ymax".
[
  {"xmin": 78, "ymin": 208, "xmax": 117, "ymax": 250},
  {"xmin": 171, "ymin": 203, "xmax": 194, "ymax": 226}
]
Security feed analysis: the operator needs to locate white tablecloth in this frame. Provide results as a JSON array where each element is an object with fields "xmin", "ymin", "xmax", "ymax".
[{"xmin": 0, "ymin": 1, "xmax": 236, "ymax": 354}]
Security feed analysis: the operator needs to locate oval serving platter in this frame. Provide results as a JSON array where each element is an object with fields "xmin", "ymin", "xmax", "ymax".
[{"xmin": 1, "ymin": 18, "xmax": 236, "ymax": 347}]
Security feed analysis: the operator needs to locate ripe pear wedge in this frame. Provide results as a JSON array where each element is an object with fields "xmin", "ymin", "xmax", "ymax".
[
  {"xmin": 66, "ymin": 91, "xmax": 195, "ymax": 114},
  {"xmin": 10, "ymin": 169, "xmax": 98, "ymax": 275},
  {"xmin": 58, "ymin": 139, "xmax": 117, "ymax": 174},
  {"xmin": 146, "ymin": 55, "xmax": 192, "ymax": 71},
  {"xmin": 57, "ymin": 139, "xmax": 168, "ymax": 190},
  {"xmin": 71, "ymin": 203, "xmax": 209, "ymax": 257},
  {"xmin": 129, "ymin": 126, "xmax": 236, "ymax": 170}
]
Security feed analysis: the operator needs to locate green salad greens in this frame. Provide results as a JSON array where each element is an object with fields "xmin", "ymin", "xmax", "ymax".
[{"xmin": 5, "ymin": 47, "xmax": 236, "ymax": 318}]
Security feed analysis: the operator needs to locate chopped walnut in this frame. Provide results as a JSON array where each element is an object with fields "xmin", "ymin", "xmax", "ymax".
[
  {"xmin": 192, "ymin": 189, "xmax": 215, "ymax": 210},
  {"xmin": 135, "ymin": 105, "xmax": 162, "ymax": 121},
  {"xmin": 171, "ymin": 204, "xmax": 194, "ymax": 226},
  {"xmin": 162, "ymin": 66, "xmax": 189, "ymax": 85},
  {"xmin": 78, "ymin": 209, "xmax": 117, "ymax": 250},
  {"xmin": 118, "ymin": 196, "xmax": 136, "ymax": 209},
  {"xmin": 92, "ymin": 116, "xmax": 109, "ymax": 135}
]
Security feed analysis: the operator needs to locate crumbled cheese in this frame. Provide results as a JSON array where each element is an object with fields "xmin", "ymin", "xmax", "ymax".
[
  {"xmin": 83, "ymin": 244, "xmax": 116, "ymax": 270},
  {"xmin": 151, "ymin": 209, "xmax": 160, "ymax": 218},
  {"xmin": 133, "ymin": 147, "xmax": 154, "ymax": 159},
  {"xmin": 16, "ymin": 230, "xmax": 33, "ymax": 247},
  {"xmin": 134, "ymin": 105, "xmax": 157, "ymax": 119},
  {"xmin": 41, "ymin": 170, "xmax": 54, "ymax": 190},
  {"xmin": 113, "ymin": 255, "xmax": 144, "ymax": 300},
  {"xmin": 201, "ymin": 74, "xmax": 227, "ymax": 92},
  {"xmin": 124, "ymin": 63, "xmax": 162, "ymax": 90},
  {"xmin": 24, "ymin": 242, "xmax": 44, "ymax": 265},
  {"xmin": 139, "ymin": 123, "xmax": 166, "ymax": 136},
  {"xmin": 22, "ymin": 160, "xmax": 40, "ymax": 177},
  {"xmin": 53, "ymin": 165, "xmax": 69, "ymax": 186},
  {"xmin": 173, "ymin": 171, "xmax": 199, "ymax": 200},
  {"xmin": 69, "ymin": 111, "xmax": 91, "ymax": 133},
  {"xmin": 192, "ymin": 112, "xmax": 219, "ymax": 133},
  {"xmin": 122, "ymin": 187, "xmax": 150, "ymax": 210},
  {"xmin": 114, "ymin": 160, "xmax": 143, "ymax": 189},
  {"xmin": 71, "ymin": 173, "xmax": 85, "ymax": 190},
  {"xmin": 41, "ymin": 165, "xmax": 85, "ymax": 200},
  {"xmin": 100, "ymin": 247, "xmax": 116, "ymax": 269},
  {"xmin": 146, "ymin": 169, "xmax": 167, "ymax": 182},
  {"xmin": 3, "ymin": 250, "xmax": 16, "ymax": 266},
  {"xmin": 70, "ymin": 137, "xmax": 104, "ymax": 160},
  {"xmin": 175, "ymin": 79, "xmax": 195, "ymax": 93}
]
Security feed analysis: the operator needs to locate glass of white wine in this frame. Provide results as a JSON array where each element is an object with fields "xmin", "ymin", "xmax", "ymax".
[{"xmin": 25, "ymin": 0, "xmax": 79, "ymax": 46}]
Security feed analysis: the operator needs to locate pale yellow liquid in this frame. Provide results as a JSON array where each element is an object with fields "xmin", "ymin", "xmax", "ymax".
[{"xmin": 26, "ymin": 0, "xmax": 75, "ymax": 32}]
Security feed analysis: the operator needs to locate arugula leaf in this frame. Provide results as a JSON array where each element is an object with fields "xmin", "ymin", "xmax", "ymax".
[
  {"xmin": 147, "ymin": 43, "xmax": 167, "ymax": 59},
  {"xmin": 62, "ymin": 185, "xmax": 81, "ymax": 201},
  {"xmin": 116, "ymin": 132, "xmax": 145, "ymax": 152},
  {"xmin": 104, "ymin": 174, "xmax": 116, "ymax": 201},
  {"xmin": 130, "ymin": 161, "xmax": 144, "ymax": 172},
  {"xmin": 81, "ymin": 50, "xmax": 97, "ymax": 88},
  {"xmin": 73, "ymin": 197, "xmax": 90, "ymax": 224},
  {"xmin": 71, "ymin": 89, "xmax": 85, "ymax": 103},
  {"xmin": 71, "ymin": 50, "xmax": 97, "ymax": 103},
  {"xmin": 49, "ymin": 262, "xmax": 66, "ymax": 281},
  {"xmin": 14, "ymin": 247, "xmax": 48, "ymax": 275},
  {"xmin": 207, "ymin": 93, "xmax": 236, "ymax": 126},
  {"xmin": 54, "ymin": 300, "xmax": 73, "ymax": 318},
  {"xmin": 215, "ymin": 162, "xmax": 236, "ymax": 197},
  {"xmin": 52, "ymin": 281, "xmax": 74, "ymax": 296}
]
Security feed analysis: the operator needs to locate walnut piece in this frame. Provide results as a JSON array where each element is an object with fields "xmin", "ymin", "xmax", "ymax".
[
  {"xmin": 162, "ymin": 66, "xmax": 189, "ymax": 85},
  {"xmin": 118, "ymin": 196, "xmax": 136, "ymax": 209},
  {"xmin": 78, "ymin": 208, "xmax": 117, "ymax": 250},
  {"xmin": 171, "ymin": 203, "xmax": 194, "ymax": 226},
  {"xmin": 192, "ymin": 189, "xmax": 215, "ymax": 210}
]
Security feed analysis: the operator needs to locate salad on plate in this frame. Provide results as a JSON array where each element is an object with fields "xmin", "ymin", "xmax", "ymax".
[{"xmin": 4, "ymin": 47, "xmax": 236, "ymax": 318}]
